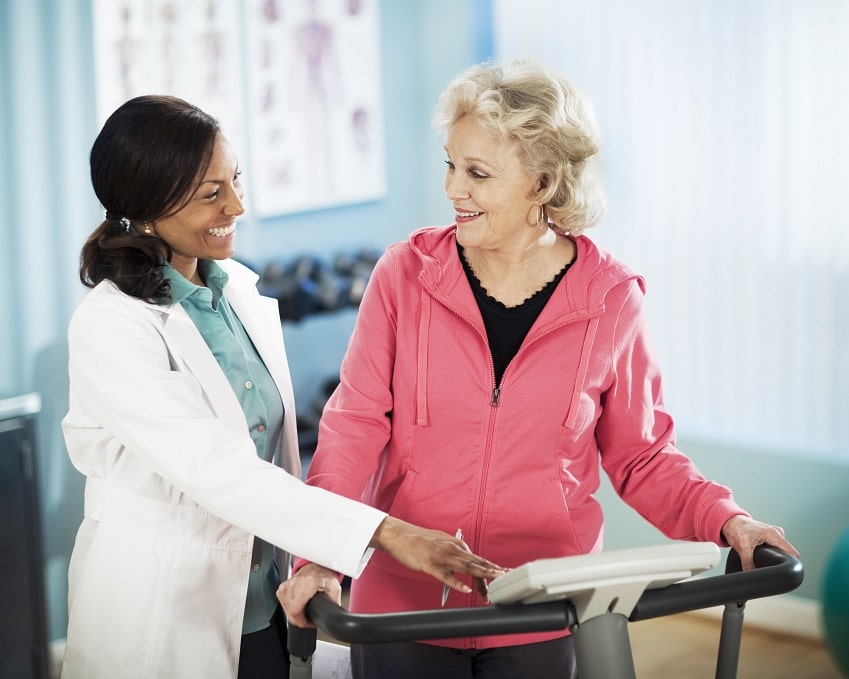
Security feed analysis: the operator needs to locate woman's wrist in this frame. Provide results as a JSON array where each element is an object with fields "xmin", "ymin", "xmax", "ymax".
[{"xmin": 368, "ymin": 516, "xmax": 400, "ymax": 551}]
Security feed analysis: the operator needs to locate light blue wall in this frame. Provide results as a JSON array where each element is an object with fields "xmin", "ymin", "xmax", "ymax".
[
  {"xmin": 1, "ymin": 0, "xmax": 97, "ymax": 645},
  {"xmin": 597, "ymin": 438, "xmax": 849, "ymax": 602},
  {"xmin": 0, "ymin": 0, "xmax": 494, "ymax": 642},
  {"xmin": 3, "ymin": 0, "xmax": 846, "ymax": 647}
]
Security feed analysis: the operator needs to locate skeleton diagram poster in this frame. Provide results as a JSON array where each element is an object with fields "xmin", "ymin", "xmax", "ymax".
[
  {"xmin": 245, "ymin": 0, "xmax": 387, "ymax": 216},
  {"xmin": 93, "ymin": 0, "xmax": 387, "ymax": 217},
  {"xmin": 92, "ymin": 0, "xmax": 247, "ymax": 162}
]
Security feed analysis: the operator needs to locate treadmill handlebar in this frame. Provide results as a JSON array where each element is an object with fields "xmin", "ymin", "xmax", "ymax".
[
  {"xmin": 629, "ymin": 544, "xmax": 803, "ymax": 622},
  {"xmin": 287, "ymin": 545, "xmax": 802, "ymax": 657}
]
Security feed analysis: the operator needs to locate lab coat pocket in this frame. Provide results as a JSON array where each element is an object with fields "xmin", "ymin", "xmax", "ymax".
[{"xmin": 63, "ymin": 521, "xmax": 171, "ymax": 679}]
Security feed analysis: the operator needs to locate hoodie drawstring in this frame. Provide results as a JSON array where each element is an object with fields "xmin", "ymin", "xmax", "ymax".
[
  {"xmin": 416, "ymin": 291, "xmax": 432, "ymax": 426},
  {"xmin": 563, "ymin": 316, "xmax": 599, "ymax": 429}
]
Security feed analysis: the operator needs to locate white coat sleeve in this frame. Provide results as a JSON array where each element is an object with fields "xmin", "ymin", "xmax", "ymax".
[{"xmin": 63, "ymin": 288, "xmax": 385, "ymax": 577}]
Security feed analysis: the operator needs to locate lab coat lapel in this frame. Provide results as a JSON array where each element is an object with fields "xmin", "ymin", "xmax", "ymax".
[
  {"xmin": 224, "ymin": 278, "xmax": 301, "ymax": 476},
  {"xmin": 223, "ymin": 284, "xmax": 288, "ymax": 392},
  {"xmin": 161, "ymin": 305, "xmax": 247, "ymax": 432}
]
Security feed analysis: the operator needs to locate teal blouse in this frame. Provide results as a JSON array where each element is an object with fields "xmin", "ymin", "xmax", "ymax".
[{"xmin": 163, "ymin": 260, "xmax": 284, "ymax": 635}]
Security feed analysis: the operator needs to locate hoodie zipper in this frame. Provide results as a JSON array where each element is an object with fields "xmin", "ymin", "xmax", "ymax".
[{"xmin": 422, "ymin": 283, "xmax": 601, "ymax": 647}]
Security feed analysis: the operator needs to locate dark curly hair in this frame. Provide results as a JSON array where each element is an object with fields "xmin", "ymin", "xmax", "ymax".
[{"xmin": 81, "ymin": 95, "xmax": 220, "ymax": 302}]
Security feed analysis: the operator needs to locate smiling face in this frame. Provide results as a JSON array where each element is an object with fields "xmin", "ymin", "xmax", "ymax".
[
  {"xmin": 148, "ymin": 133, "xmax": 245, "ymax": 283},
  {"xmin": 444, "ymin": 115, "xmax": 542, "ymax": 255}
]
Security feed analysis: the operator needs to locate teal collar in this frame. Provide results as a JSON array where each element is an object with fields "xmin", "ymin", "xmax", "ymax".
[{"xmin": 161, "ymin": 260, "xmax": 229, "ymax": 307}]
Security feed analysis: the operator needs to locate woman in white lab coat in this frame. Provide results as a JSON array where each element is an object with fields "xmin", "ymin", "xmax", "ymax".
[{"xmin": 60, "ymin": 95, "xmax": 502, "ymax": 679}]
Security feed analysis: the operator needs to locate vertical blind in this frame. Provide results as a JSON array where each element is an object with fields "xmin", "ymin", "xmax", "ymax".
[{"xmin": 495, "ymin": 0, "xmax": 849, "ymax": 461}]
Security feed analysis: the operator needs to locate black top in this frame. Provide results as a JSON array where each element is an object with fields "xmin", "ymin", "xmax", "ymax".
[{"xmin": 459, "ymin": 244, "xmax": 574, "ymax": 387}]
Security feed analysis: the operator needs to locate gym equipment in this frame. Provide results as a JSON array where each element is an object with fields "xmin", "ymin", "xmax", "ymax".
[
  {"xmin": 0, "ymin": 394, "xmax": 49, "ymax": 679},
  {"xmin": 258, "ymin": 258, "xmax": 315, "ymax": 322},
  {"xmin": 258, "ymin": 249, "xmax": 381, "ymax": 322},
  {"xmin": 295, "ymin": 376, "xmax": 341, "ymax": 459},
  {"xmin": 822, "ymin": 524, "xmax": 849, "ymax": 676},
  {"xmin": 333, "ymin": 248, "xmax": 380, "ymax": 306},
  {"xmin": 287, "ymin": 543, "xmax": 802, "ymax": 679}
]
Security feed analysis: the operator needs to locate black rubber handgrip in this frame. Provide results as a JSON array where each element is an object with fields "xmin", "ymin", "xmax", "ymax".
[
  {"xmin": 630, "ymin": 545, "xmax": 803, "ymax": 622},
  {"xmin": 288, "ymin": 544, "xmax": 802, "ymax": 649},
  {"xmin": 302, "ymin": 596, "xmax": 574, "ymax": 645},
  {"xmin": 287, "ymin": 622, "xmax": 318, "ymax": 659}
]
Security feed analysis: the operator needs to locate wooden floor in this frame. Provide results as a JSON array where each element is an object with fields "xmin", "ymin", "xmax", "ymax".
[{"xmin": 630, "ymin": 613, "xmax": 843, "ymax": 678}]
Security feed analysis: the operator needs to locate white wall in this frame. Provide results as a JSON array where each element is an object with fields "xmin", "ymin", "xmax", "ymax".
[{"xmin": 494, "ymin": 0, "xmax": 849, "ymax": 602}]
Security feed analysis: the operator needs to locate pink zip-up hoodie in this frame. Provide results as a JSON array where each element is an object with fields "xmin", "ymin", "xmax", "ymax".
[{"xmin": 299, "ymin": 225, "xmax": 747, "ymax": 649}]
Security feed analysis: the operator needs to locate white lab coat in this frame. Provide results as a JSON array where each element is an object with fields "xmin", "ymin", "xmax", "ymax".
[{"xmin": 60, "ymin": 259, "xmax": 384, "ymax": 679}]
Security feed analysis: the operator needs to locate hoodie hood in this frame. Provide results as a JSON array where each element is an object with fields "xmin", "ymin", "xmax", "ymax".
[{"xmin": 408, "ymin": 225, "xmax": 644, "ymax": 314}]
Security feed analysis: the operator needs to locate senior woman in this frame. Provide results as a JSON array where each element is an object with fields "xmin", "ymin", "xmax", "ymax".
[
  {"xmin": 280, "ymin": 61, "xmax": 799, "ymax": 679},
  {"xmin": 60, "ymin": 94, "xmax": 502, "ymax": 679}
]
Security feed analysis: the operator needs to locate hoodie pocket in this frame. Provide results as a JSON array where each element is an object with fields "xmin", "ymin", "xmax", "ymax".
[{"xmin": 382, "ymin": 466, "xmax": 420, "ymax": 520}]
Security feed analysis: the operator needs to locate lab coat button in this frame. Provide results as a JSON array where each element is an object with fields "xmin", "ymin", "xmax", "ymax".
[
  {"xmin": 257, "ymin": 424, "xmax": 266, "ymax": 433},
  {"xmin": 245, "ymin": 380, "xmax": 253, "ymax": 389},
  {"xmin": 252, "ymin": 563, "xmax": 260, "ymax": 572}
]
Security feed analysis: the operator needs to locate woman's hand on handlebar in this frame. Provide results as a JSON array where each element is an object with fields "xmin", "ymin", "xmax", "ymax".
[
  {"xmin": 721, "ymin": 515, "xmax": 800, "ymax": 570},
  {"xmin": 277, "ymin": 563, "xmax": 342, "ymax": 628},
  {"xmin": 369, "ymin": 517, "xmax": 506, "ymax": 598}
]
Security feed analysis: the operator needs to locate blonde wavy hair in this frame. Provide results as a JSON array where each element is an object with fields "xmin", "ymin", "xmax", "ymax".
[{"xmin": 433, "ymin": 60, "xmax": 606, "ymax": 235}]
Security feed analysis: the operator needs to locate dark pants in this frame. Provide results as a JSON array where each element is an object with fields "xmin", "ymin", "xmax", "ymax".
[
  {"xmin": 238, "ymin": 606, "xmax": 290, "ymax": 679},
  {"xmin": 351, "ymin": 636, "xmax": 576, "ymax": 679}
]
